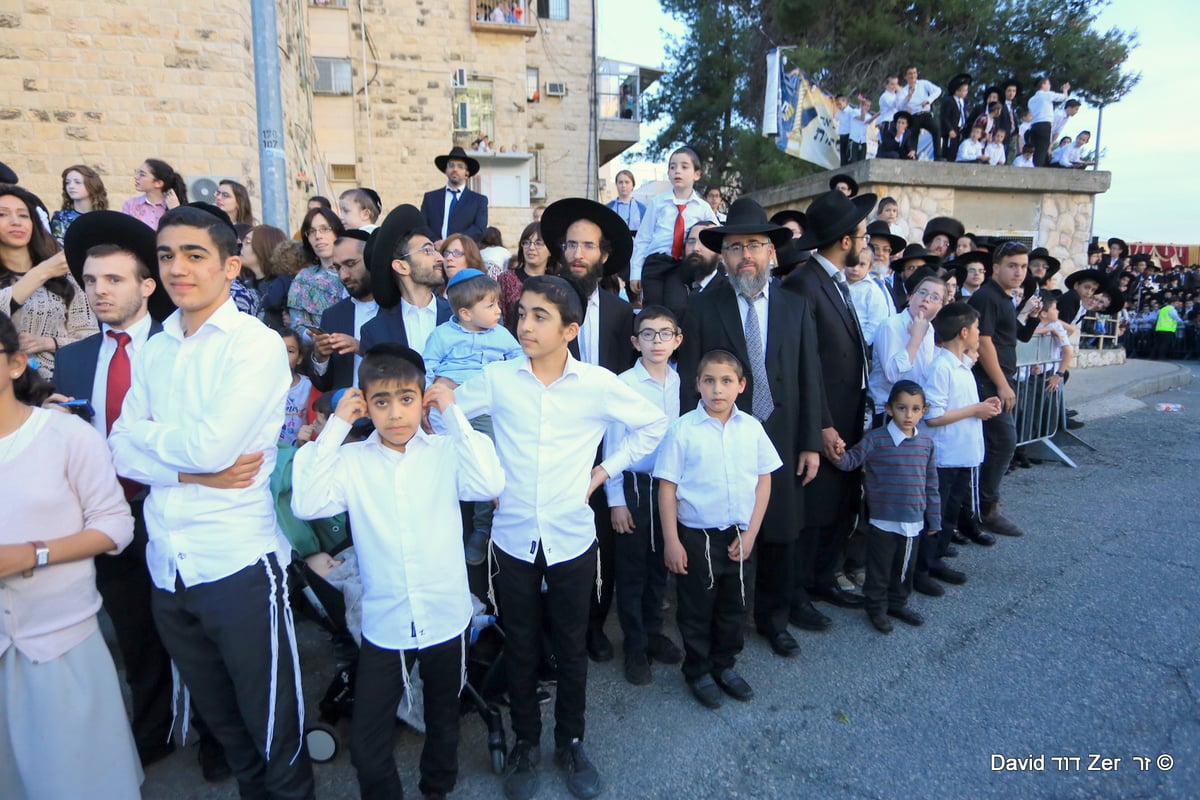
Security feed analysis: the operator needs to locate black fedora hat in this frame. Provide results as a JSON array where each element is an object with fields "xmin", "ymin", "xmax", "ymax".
[
  {"xmin": 865, "ymin": 220, "xmax": 905, "ymax": 254},
  {"xmin": 700, "ymin": 197, "xmax": 794, "ymax": 253},
  {"xmin": 948, "ymin": 73, "xmax": 973, "ymax": 92},
  {"xmin": 539, "ymin": 197, "xmax": 633, "ymax": 277},
  {"xmin": 1027, "ymin": 247, "xmax": 1061, "ymax": 279},
  {"xmin": 921, "ymin": 216, "xmax": 965, "ymax": 248},
  {"xmin": 828, "ymin": 173, "xmax": 859, "ymax": 197},
  {"xmin": 791, "ymin": 190, "xmax": 877, "ymax": 250},
  {"xmin": 64, "ymin": 210, "xmax": 176, "ymax": 322},
  {"xmin": 944, "ymin": 249, "xmax": 992, "ymax": 288},
  {"xmin": 1065, "ymin": 268, "xmax": 1108, "ymax": 291},
  {"xmin": 769, "ymin": 209, "xmax": 808, "ymax": 235},
  {"xmin": 1106, "ymin": 236, "xmax": 1127, "ymax": 251},
  {"xmin": 894, "ymin": 243, "xmax": 941, "ymax": 270},
  {"xmin": 1000, "ymin": 76, "xmax": 1023, "ymax": 95},
  {"xmin": 368, "ymin": 204, "xmax": 432, "ymax": 309},
  {"xmin": 893, "ymin": 110, "xmax": 914, "ymax": 127},
  {"xmin": 903, "ymin": 265, "xmax": 942, "ymax": 296},
  {"xmin": 434, "ymin": 146, "xmax": 480, "ymax": 177},
  {"xmin": 773, "ymin": 240, "xmax": 811, "ymax": 277}
]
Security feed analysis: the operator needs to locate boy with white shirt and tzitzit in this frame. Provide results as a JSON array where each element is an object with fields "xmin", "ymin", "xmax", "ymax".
[
  {"xmin": 440, "ymin": 274, "xmax": 666, "ymax": 800},
  {"xmin": 291, "ymin": 344, "xmax": 504, "ymax": 800},
  {"xmin": 869, "ymin": 270, "xmax": 945, "ymax": 425}
]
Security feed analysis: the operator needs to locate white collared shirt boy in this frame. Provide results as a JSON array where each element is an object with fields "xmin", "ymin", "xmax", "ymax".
[
  {"xmin": 921, "ymin": 346, "xmax": 983, "ymax": 469},
  {"xmin": 603, "ymin": 358, "xmax": 681, "ymax": 506}
]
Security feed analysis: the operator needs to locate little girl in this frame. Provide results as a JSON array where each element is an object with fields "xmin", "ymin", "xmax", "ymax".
[
  {"xmin": 279, "ymin": 329, "xmax": 317, "ymax": 445},
  {"xmin": 51, "ymin": 165, "xmax": 108, "ymax": 244},
  {"xmin": 628, "ymin": 146, "xmax": 719, "ymax": 312}
]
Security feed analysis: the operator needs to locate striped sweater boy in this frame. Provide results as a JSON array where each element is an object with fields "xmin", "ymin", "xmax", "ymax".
[{"xmin": 833, "ymin": 422, "xmax": 941, "ymax": 534}]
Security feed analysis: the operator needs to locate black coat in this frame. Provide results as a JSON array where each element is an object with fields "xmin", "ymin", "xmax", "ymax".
[
  {"xmin": 676, "ymin": 278, "xmax": 823, "ymax": 543},
  {"xmin": 54, "ymin": 320, "xmax": 165, "ymax": 401},
  {"xmin": 570, "ymin": 289, "xmax": 636, "ymax": 374},
  {"xmin": 876, "ymin": 129, "xmax": 917, "ymax": 160},
  {"xmin": 359, "ymin": 297, "xmax": 451, "ymax": 354},
  {"xmin": 311, "ymin": 298, "xmax": 359, "ymax": 392},
  {"xmin": 939, "ymin": 94, "xmax": 969, "ymax": 143},
  {"xmin": 420, "ymin": 186, "xmax": 489, "ymax": 242}
]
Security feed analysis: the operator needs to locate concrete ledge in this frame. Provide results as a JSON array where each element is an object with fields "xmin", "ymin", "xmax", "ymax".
[
  {"xmin": 1071, "ymin": 360, "xmax": 1193, "ymax": 420},
  {"xmin": 1074, "ymin": 348, "xmax": 1126, "ymax": 368}
]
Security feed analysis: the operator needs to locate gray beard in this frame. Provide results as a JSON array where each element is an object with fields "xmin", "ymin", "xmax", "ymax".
[{"xmin": 728, "ymin": 267, "xmax": 768, "ymax": 297}]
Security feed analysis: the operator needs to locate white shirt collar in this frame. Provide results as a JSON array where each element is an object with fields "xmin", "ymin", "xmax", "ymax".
[
  {"xmin": 886, "ymin": 420, "xmax": 914, "ymax": 447},
  {"xmin": 102, "ymin": 311, "xmax": 153, "ymax": 344},
  {"xmin": 162, "ymin": 297, "xmax": 240, "ymax": 340},
  {"xmin": 400, "ymin": 294, "xmax": 437, "ymax": 313},
  {"xmin": 812, "ymin": 252, "xmax": 842, "ymax": 280}
]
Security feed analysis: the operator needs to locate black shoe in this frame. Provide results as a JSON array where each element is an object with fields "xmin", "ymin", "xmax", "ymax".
[
  {"xmin": 789, "ymin": 601, "xmax": 832, "ymax": 631},
  {"xmin": 712, "ymin": 668, "xmax": 754, "ymax": 702},
  {"xmin": 764, "ymin": 631, "xmax": 801, "ymax": 658},
  {"xmin": 623, "ymin": 651, "xmax": 651, "ymax": 686},
  {"xmin": 464, "ymin": 529, "xmax": 490, "ymax": 566},
  {"xmin": 585, "ymin": 626, "xmax": 614, "ymax": 662},
  {"xmin": 645, "ymin": 633, "xmax": 683, "ymax": 665},
  {"xmin": 810, "ymin": 584, "xmax": 865, "ymax": 608},
  {"xmin": 198, "ymin": 735, "xmax": 232, "ymax": 783},
  {"xmin": 887, "ymin": 606, "xmax": 925, "ymax": 627},
  {"xmin": 869, "ymin": 614, "xmax": 893, "ymax": 634},
  {"xmin": 139, "ymin": 740, "xmax": 175, "ymax": 768},
  {"xmin": 504, "ymin": 740, "xmax": 540, "ymax": 800},
  {"xmin": 554, "ymin": 739, "xmax": 602, "ymax": 799},
  {"xmin": 930, "ymin": 566, "xmax": 967, "ymax": 585},
  {"xmin": 1066, "ymin": 417, "xmax": 1085, "ymax": 429},
  {"xmin": 913, "ymin": 573, "xmax": 945, "ymax": 597},
  {"xmin": 1015, "ymin": 453, "xmax": 1032, "ymax": 469},
  {"xmin": 950, "ymin": 531, "xmax": 969, "ymax": 546},
  {"xmin": 1067, "ymin": 408, "xmax": 1079, "ymax": 417},
  {"xmin": 687, "ymin": 674, "xmax": 724, "ymax": 709},
  {"xmin": 943, "ymin": 545, "xmax": 960, "ymax": 558},
  {"xmin": 981, "ymin": 509, "xmax": 1025, "ymax": 537},
  {"xmin": 963, "ymin": 529, "xmax": 997, "ymax": 547}
]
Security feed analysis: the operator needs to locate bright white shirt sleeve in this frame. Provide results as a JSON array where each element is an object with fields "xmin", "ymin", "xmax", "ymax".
[
  {"xmin": 107, "ymin": 348, "xmax": 181, "ymax": 487},
  {"xmin": 454, "ymin": 367, "xmax": 495, "ymax": 420},
  {"xmin": 603, "ymin": 416, "xmax": 630, "ymax": 507},
  {"xmin": 596, "ymin": 377, "xmax": 668, "ymax": 482},
  {"xmin": 290, "ymin": 415, "xmax": 354, "ymax": 520}
]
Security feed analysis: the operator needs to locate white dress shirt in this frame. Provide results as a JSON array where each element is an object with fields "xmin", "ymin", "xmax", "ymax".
[
  {"xmin": 900, "ymin": 79, "xmax": 942, "ymax": 114},
  {"xmin": 735, "ymin": 282, "xmax": 769, "ymax": 360},
  {"xmin": 869, "ymin": 308, "xmax": 936, "ymax": 414},
  {"xmin": 984, "ymin": 141, "xmax": 1006, "ymax": 166},
  {"xmin": 921, "ymin": 347, "xmax": 983, "ymax": 468},
  {"xmin": 629, "ymin": 190, "xmax": 719, "ymax": 281},
  {"xmin": 603, "ymin": 359, "xmax": 681, "ymax": 506},
  {"xmin": 956, "ymin": 138, "xmax": 985, "ymax": 162},
  {"xmin": 90, "ymin": 312, "xmax": 154, "ymax": 438},
  {"xmin": 455, "ymin": 356, "xmax": 667, "ymax": 565},
  {"xmin": 578, "ymin": 288, "xmax": 601, "ymax": 366},
  {"xmin": 1029, "ymin": 89, "xmax": 1068, "ymax": 124},
  {"xmin": 310, "ymin": 297, "xmax": 379, "ymax": 387},
  {"xmin": 400, "ymin": 295, "xmax": 438, "ymax": 355},
  {"xmin": 876, "ymin": 89, "xmax": 903, "ymax": 124},
  {"xmin": 847, "ymin": 277, "xmax": 892, "ymax": 347},
  {"xmin": 653, "ymin": 404, "xmax": 782, "ymax": 530},
  {"xmin": 109, "ymin": 299, "xmax": 291, "ymax": 591},
  {"xmin": 291, "ymin": 406, "xmax": 504, "ymax": 650}
]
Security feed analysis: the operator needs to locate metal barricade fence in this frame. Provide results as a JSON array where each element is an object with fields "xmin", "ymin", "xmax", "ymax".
[{"xmin": 1013, "ymin": 333, "xmax": 1091, "ymax": 467}]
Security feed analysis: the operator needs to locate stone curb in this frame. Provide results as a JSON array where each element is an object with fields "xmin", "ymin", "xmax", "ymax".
[{"xmin": 1074, "ymin": 362, "xmax": 1193, "ymax": 419}]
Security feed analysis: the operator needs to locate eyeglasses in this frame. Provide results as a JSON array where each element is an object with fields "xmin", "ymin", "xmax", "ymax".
[
  {"xmin": 562, "ymin": 241, "xmax": 600, "ymax": 253},
  {"xmin": 721, "ymin": 241, "xmax": 771, "ymax": 257},
  {"xmin": 637, "ymin": 328, "xmax": 679, "ymax": 342},
  {"xmin": 520, "ymin": 240, "xmax": 545, "ymax": 249},
  {"xmin": 913, "ymin": 288, "xmax": 944, "ymax": 304},
  {"xmin": 852, "ymin": 234, "xmax": 872, "ymax": 245},
  {"xmin": 442, "ymin": 249, "xmax": 465, "ymax": 259},
  {"xmin": 307, "ymin": 226, "xmax": 335, "ymax": 238},
  {"xmin": 400, "ymin": 243, "xmax": 438, "ymax": 259}
]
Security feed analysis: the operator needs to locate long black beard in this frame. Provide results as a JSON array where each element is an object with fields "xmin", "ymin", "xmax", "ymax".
[{"xmin": 678, "ymin": 252, "xmax": 717, "ymax": 284}]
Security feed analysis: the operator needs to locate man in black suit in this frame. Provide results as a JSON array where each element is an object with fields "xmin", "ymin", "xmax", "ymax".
[
  {"xmin": 310, "ymin": 230, "xmax": 378, "ymax": 391},
  {"xmin": 677, "ymin": 198, "xmax": 823, "ymax": 659},
  {"xmin": 681, "ymin": 221, "xmax": 726, "ymax": 294},
  {"xmin": 998, "ymin": 78, "xmax": 1022, "ymax": 160},
  {"xmin": 876, "ymin": 111, "xmax": 918, "ymax": 160},
  {"xmin": 419, "ymin": 145, "xmax": 489, "ymax": 244},
  {"xmin": 361, "ymin": 204, "xmax": 451, "ymax": 356},
  {"xmin": 782, "ymin": 189, "xmax": 879, "ymax": 616},
  {"xmin": 939, "ymin": 73, "xmax": 973, "ymax": 161},
  {"xmin": 539, "ymin": 198, "xmax": 638, "ymax": 663}
]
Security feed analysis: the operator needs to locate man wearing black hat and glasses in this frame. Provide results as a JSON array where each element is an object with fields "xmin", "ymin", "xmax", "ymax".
[
  {"xmin": 420, "ymin": 145, "xmax": 489, "ymax": 244},
  {"xmin": 676, "ymin": 197, "xmax": 823, "ymax": 659},
  {"xmin": 782, "ymin": 189, "xmax": 878, "ymax": 616}
]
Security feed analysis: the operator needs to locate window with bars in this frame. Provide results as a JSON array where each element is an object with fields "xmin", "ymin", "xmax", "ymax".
[{"xmin": 537, "ymin": 0, "xmax": 568, "ymax": 20}]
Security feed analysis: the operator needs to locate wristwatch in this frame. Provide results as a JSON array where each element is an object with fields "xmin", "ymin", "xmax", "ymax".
[{"xmin": 22, "ymin": 541, "xmax": 49, "ymax": 578}]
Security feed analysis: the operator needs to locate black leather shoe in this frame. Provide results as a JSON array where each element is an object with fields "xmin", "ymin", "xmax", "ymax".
[
  {"xmin": 887, "ymin": 606, "xmax": 925, "ymax": 626},
  {"xmin": 789, "ymin": 601, "xmax": 832, "ymax": 631},
  {"xmin": 198, "ymin": 735, "xmax": 232, "ymax": 783},
  {"xmin": 981, "ymin": 509, "xmax": 1025, "ymax": 537},
  {"xmin": 913, "ymin": 573, "xmax": 945, "ymax": 597},
  {"xmin": 764, "ymin": 631, "xmax": 801, "ymax": 658},
  {"xmin": 930, "ymin": 566, "xmax": 967, "ymax": 585},
  {"xmin": 869, "ymin": 614, "xmax": 893, "ymax": 634},
  {"xmin": 645, "ymin": 633, "xmax": 683, "ymax": 664},
  {"xmin": 623, "ymin": 651, "xmax": 651, "ymax": 686},
  {"xmin": 585, "ymin": 626, "xmax": 614, "ymax": 662},
  {"xmin": 950, "ymin": 531, "xmax": 969, "ymax": 545},
  {"xmin": 687, "ymin": 674, "xmax": 724, "ymax": 708},
  {"xmin": 712, "ymin": 668, "xmax": 754, "ymax": 702},
  {"xmin": 943, "ymin": 545, "xmax": 960, "ymax": 557},
  {"xmin": 554, "ymin": 738, "xmax": 602, "ymax": 799},
  {"xmin": 963, "ymin": 529, "xmax": 996, "ymax": 546},
  {"xmin": 504, "ymin": 740, "xmax": 540, "ymax": 800},
  {"xmin": 810, "ymin": 585, "xmax": 865, "ymax": 608}
]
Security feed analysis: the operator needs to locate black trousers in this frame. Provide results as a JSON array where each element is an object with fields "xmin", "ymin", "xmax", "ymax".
[
  {"xmin": 495, "ymin": 543, "xmax": 596, "ymax": 748},
  {"xmin": 920, "ymin": 467, "xmax": 970, "ymax": 574},
  {"xmin": 863, "ymin": 526, "xmax": 918, "ymax": 616},
  {"xmin": 352, "ymin": 634, "xmax": 464, "ymax": 799},
  {"xmin": 613, "ymin": 472, "xmax": 668, "ymax": 654},
  {"xmin": 940, "ymin": 131, "xmax": 961, "ymax": 161},
  {"xmin": 152, "ymin": 554, "xmax": 314, "ymax": 800},
  {"xmin": 1029, "ymin": 121, "xmax": 1051, "ymax": 167},
  {"xmin": 754, "ymin": 539, "xmax": 793, "ymax": 636},
  {"xmin": 839, "ymin": 134, "xmax": 852, "ymax": 166},
  {"xmin": 640, "ymin": 253, "xmax": 689, "ymax": 319},
  {"xmin": 910, "ymin": 111, "xmax": 941, "ymax": 155},
  {"xmin": 95, "ymin": 499, "xmax": 174, "ymax": 755},
  {"xmin": 1154, "ymin": 330, "xmax": 1176, "ymax": 359},
  {"xmin": 976, "ymin": 376, "xmax": 1017, "ymax": 510},
  {"xmin": 675, "ymin": 525, "xmax": 749, "ymax": 680}
]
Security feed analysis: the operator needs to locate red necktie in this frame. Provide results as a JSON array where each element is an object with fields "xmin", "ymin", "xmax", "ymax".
[
  {"xmin": 670, "ymin": 203, "xmax": 687, "ymax": 259},
  {"xmin": 105, "ymin": 331, "xmax": 139, "ymax": 501}
]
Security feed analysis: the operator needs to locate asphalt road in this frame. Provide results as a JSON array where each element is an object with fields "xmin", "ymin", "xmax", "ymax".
[{"xmin": 138, "ymin": 364, "xmax": 1200, "ymax": 799}]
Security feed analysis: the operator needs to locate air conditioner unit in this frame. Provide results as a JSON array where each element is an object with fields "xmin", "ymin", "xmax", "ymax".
[
  {"xmin": 978, "ymin": 230, "xmax": 1037, "ymax": 249},
  {"xmin": 529, "ymin": 181, "xmax": 547, "ymax": 200},
  {"xmin": 187, "ymin": 175, "xmax": 221, "ymax": 204},
  {"xmin": 451, "ymin": 68, "xmax": 467, "ymax": 89},
  {"xmin": 544, "ymin": 82, "xmax": 567, "ymax": 97}
]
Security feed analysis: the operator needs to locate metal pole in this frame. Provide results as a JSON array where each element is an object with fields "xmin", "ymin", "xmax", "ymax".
[
  {"xmin": 1088, "ymin": 104, "xmax": 1103, "ymax": 246},
  {"xmin": 251, "ymin": 0, "xmax": 290, "ymax": 230}
]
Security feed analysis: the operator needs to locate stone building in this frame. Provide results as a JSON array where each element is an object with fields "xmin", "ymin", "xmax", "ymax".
[{"xmin": 1, "ymin": 0, "xmax": 647, "ymax": 239}]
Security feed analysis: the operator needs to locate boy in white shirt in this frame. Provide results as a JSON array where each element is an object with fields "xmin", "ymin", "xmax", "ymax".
[
  {"xmin": 869, "ymin": 271, "xmax": 945, "ymax": 424},
  {"xmin": 955, "ymin": 124, "xmax": 988, "ymax": 163},
  {"xmin": 919, "ymin": 303, "xmax": 1001, "ymax": 594},
  {"xmin": 291, "ymin": 345, "xmax": 504, "ymax": 799},
  {"xmin": 984, "ymin": 130, "xmax": 1008, "ymax": 166},
  {"xmin": 835, "ymin": 94, "xmax": 856, "ymax": 166},
  {"xmin": 1012, "ymin": 143, "xmax": 1036, "ymax": 168},
  {"xmin": 655, "ymin": 350, "xmax": 781, "ymax": 708},
  {"xmin": 442, "ymin": 274, "xmax": 667, "ymax": 800},
  {"xmin": 603, "ymin": 306, "xmax": 685, "ymax": 686}
]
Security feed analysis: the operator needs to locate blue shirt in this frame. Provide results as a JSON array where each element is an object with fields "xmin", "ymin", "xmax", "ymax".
[
  {"xmin": 605, "ymin": 197, "xmax": 646, "ymax": 233},
  {"xmin": 423, "ymin": 318, "xmax": 524, "ymax": 386}
]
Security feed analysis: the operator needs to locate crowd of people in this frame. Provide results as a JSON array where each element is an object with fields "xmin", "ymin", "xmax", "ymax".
[
  {"xmin": 0, "ymin": 140, "xmax": 1189, "ymax": 800},
  {"xmin": 837, "ymin": 68, "xmax": 1094, "ymax": 168}
]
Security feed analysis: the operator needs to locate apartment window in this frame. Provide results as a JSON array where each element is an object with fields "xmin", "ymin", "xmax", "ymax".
[
  {"xmin": 526, "ymin": 67, "xmax": 540, "ymax": 102},
  {"xmin": 537, "ymin": 0, "xmax": 568, "ymax": 20},
  {"xmin": 452, "ymin": 80, "xmax": 495, "ymax": 145},
  {"xmin": 313, "ymin": 57, "xmax": 353, "ymax": 96}
]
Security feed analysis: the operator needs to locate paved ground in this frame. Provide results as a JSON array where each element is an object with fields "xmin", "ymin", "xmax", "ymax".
[{"xmin": 134, "ymin": 359, "xmax": 1199, "ymax": 799}]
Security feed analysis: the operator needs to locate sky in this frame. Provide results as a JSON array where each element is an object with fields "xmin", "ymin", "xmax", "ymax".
[{"xmin": 597, "ymin": 0, "xmax": 1195, "ymax": 245}]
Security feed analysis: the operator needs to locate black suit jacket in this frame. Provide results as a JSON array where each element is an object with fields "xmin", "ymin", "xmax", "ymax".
[
  {"xmin": 677, "ymin": 279, "xmax": 823, "ymax": 542},
  {"xmin": 782, "ymin": 261, "xmax": 867, "ymax": 527},
  {"xmin": 359, "ymin": 298, "xmax": 451, "ymax": 355},
  {"xmin": 312, "ymin": 298, "xmax": 360, "ymax": 392},
  {"xmin": 569, "ymin": 289, "xmax": 636, "ymax": 374},
  {"xmin": 420, "ymin": 187, "xmax": 488, "ymax": 242},
  {"xmin": 54, "ymin": 320, "xmax": 165, "ymax": 403},
  {"xmin": 876, "ymin": 129, "xmax": 917, "ymax": 160},
  {"xmin": 997, "ymin": 100, "xmax": 1019, "ymax": 145},
  {"xmin": 939, "ymin": 95, "xmax": 968, "ymax": 142}
]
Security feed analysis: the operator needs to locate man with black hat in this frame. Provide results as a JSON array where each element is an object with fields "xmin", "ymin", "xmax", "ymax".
[
  {"xmin": 681, "ymin": 221, "xmax": 725, "ymax": 293},
  {"xmin": 998, "ymin": 78, "xmax": 1022, "ymax": 160},
  {"xmin": 539, "ymin": 198, "xmax": 637, "ymax": 664},
  {"xmin": 360, "ymin": 204, "xmax": 451, "ymax": 356},
  {"xmin": 420, "ymin": 145, "xmax": 489, "ymax": 243},
  {"xmin": 676, "ymin": 197, "xmax": 823, "ymax": 657},
  {"xmin": 922, "ymin": 216, "xmax": 965, "ymax": 261},
  {"xmin": 954, "ymin": 249, "xmax": 989, "ymax": 301},
  {"xmin": 1057, "ymin": 265, "xmax": 1107, "ymax": 329},
  {"xmin": 782, "ymin": 189, "xmax": 878, "ymax": 616},
  {"xmin": 829, "ymin": 174, "xmax": 858, "ymax": 198},
  {"xmin": 310, "ymin": 229, "xmax": 379, "ymax": 392},
  {"xmin": 876, "ymin": 110, "xmax": 918, "ymax": 160},
  {"xmin": 940, "ymin": 73, "xmax": 973, "ymax": 161},
  {"xmin": 866, "ymin": 219, "xmax": 906, "ymax": 311}
]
